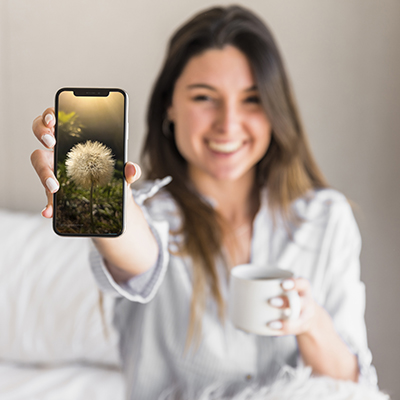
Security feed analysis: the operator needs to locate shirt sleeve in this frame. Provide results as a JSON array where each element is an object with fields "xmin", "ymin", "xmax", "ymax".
[
  {"xmin": 89, "ymin": 177, "xmax": 172, "ymax": 304},
  {"xmin": 322, "ymin": 199, "xmax": 378, "ymax": 386}
]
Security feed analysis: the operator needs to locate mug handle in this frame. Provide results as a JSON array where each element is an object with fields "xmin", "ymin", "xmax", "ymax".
[{"xmin": 284, "ymin": 290, "xmax": 301, "ymax": 320}]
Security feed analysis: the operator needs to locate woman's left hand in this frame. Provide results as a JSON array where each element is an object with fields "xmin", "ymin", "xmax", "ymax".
[
  {"xmin": 267, "ymin": 277, "xmax": 359, "ymax": 381},
  {"xmin": 267, "ymin": 277, "xmax": 322, "ymax": 336}
]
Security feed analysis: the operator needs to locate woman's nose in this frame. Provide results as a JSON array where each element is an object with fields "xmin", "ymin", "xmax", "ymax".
[{"xmin": 214, "ymin": 101, "xmax": 241, "ymax": 135}]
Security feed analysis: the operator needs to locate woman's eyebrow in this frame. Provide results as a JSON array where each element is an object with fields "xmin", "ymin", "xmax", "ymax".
[
  {"xmin": 245, "ymin": 85, "xmax": 258, "ymax": 92},
  {"xmin": 186, "ymin": 83, "xmax": 258, "ymax": 92},
  {"xmin": 186, "ymin": 84, "xmax": 216, "ymax": 91}
]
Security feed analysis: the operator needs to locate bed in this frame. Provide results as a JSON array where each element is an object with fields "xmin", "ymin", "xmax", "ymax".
[{"xmin": 0, "ymin": 209, "xmax": 389, "ymax": 399}]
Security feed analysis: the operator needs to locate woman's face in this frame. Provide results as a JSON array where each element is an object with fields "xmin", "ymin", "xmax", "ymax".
[{"xmin": 168, "ymin": 45, "xmax": 272, "ymax": 185}]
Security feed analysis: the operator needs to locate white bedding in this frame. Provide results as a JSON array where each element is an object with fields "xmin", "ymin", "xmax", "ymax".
[
  {"xmin": 0, "ymin": 363, "xmax": 124, "ymax": 400},
  {"xmin": 0, "ymin": 209, "xmax": 123, "ymax": 399},
  {"xmin": 0, "ymin": 210, "xmax": 119, "ymax": 365}
]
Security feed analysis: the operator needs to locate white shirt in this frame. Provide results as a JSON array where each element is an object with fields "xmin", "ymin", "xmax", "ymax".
[{"xmin": 90, "ymin": 178, "xmax": 377, "ymax": 399}]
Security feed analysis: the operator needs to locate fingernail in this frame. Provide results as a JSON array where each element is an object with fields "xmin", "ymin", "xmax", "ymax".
[
  {"xmin": 133, "ymin": 163, "xmax": 141, "ymax": 180},
  {"xmin": 42, "ymin": 134, "xmax": 56, "ymax": 148},
  {"xmin": 269, "ymin": 297, "xmax": 284, "ymax": 307},
  {"xmin": 268, "ymin": 321, "xmax": 283, "ymax": 330},
  {"xmin": 282, "ymin": 279, "xmax": 295, "ymax": 290},
  {"xmin": 41, "ymin": 205, "xmax": 49, "ymax": 217},
  {"xmin": 282, "ymin": 308, "xmax": 292, "ymax": 318},
  {"xmin": 46, "ymin": 177, "xmax": 59, "ymax": 193},
  {"xmin": 44, "ymin": 114, "xmax": 54, "ymax": 126},
  {"xmin": 41, "ymin": 204, "xmax": 53, "ymax": 218}
]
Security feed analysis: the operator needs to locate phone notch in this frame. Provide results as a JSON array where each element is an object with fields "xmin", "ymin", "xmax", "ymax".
[{"xmin": 73, "ymin": 89, "xmax": 110, "ymax": 97}]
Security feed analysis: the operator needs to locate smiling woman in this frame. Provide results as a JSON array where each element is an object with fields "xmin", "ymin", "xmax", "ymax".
[
  {"xmin": 141, "ymin": 6, "xmax": 330, "ymax": 355},
  {"xmin": 168, "ymin": 46, "xmax": 272, "ymax": 183}
]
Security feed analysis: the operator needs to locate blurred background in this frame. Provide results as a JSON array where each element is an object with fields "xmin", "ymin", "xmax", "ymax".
[{"xmin": 0, "ymin": 0, "xmax": 399, "ymax": 397}]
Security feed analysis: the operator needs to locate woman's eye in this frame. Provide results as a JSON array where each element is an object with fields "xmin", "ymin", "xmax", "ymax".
[
  {"xmin": 193, "ymin": 95, "xmax": 213, "ymax": 102},
  {"xmin": 245, "ymin": 96, "xmax": 260, "ymax": 104}
]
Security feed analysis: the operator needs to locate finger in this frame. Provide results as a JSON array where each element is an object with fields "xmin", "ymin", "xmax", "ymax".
[
  {"xmin": 268, "ymin": 316, "xmax": 305, "ymax": 335},
  {"xmin": 291, "ymin": 278, "xmax": 311, "ymax": 297},
  {"xmin": 268, "ymin": 296, "xmax": 288, "ymax": 309},
  {"xmin": 41, "ymin": 191, "xmax": 54, "ymax": 219},
  {"xmin": 125, "ymin": 162, "xmax": 141, "ymax": 185},
  {"xmin": 281, "ymin": 277, "xmax": 311, "ymax": 296},
  {"xmin": 267, "ymin": 320, "xmax": 284, "ymax": 332},
  {"xmin": 31, "ymin": 149, "xmax": 59, "ymax": 194},
  {"xmin": 269, "ymin": 294, "xmax": 303, "ymax": 322},
  {"xmin": 42, "ymin": 107, "xmax": 56, "ymax": 127},
  {"xmin": 269, "ymin": 318, "xmax": 297, "ymax": 335},
  {"xmin": 268, "ymin": 297, "xmax": 316, "ymax": 336},
  {"xmin": 281, "ymin": 278, "xmax": 295, "ymax": 291},
  {"xmin": 32, "ymin": 107, "xmax": 56, "ymax": 149}
]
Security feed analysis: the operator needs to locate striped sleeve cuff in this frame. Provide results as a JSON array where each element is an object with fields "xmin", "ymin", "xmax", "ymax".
[{"xmin": 89, "ymin": 218, "xmax": 169, "ymax": 303}]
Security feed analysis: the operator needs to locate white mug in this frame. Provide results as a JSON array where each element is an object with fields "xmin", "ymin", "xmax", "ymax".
[{"xmin": 228, "ymin": 264, "xmax": 301, "ymax": 336}]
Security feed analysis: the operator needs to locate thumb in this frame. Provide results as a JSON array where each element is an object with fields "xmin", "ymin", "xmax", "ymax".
[{"xmin": 125, "ymin": 162, "xmax": 141, "ymax": 185}]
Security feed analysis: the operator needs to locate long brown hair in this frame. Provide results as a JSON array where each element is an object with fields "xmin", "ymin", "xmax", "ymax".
[{"xmin": 141, "ymin": 5, "xmax": 327, "ymax": 347}]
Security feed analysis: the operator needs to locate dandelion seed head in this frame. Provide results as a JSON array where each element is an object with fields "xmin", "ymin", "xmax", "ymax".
[{"xmin": 65, "ymin": 140, "xmax": 115, "ymax": 189}]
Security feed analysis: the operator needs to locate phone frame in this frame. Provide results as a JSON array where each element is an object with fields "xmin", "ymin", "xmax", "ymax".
[{"xmin": 53, "ymin": 87, "xmax": 128, "ymax": 237}]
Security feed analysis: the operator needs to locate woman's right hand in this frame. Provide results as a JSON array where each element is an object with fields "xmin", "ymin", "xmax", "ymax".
[{"xmin": 31, "ymin": 108, "xmax": 58, "ymax": 218}]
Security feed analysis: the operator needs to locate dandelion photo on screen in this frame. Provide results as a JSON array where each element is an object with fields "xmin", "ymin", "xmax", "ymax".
[{"xmin": 54, "ymin": 90, "xmax": 125, "ymax": 235}]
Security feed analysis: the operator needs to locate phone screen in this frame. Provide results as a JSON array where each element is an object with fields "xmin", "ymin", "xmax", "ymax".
[{"xmin": 54, "ymin": 88, "xmax": 127, "ymax": 237}]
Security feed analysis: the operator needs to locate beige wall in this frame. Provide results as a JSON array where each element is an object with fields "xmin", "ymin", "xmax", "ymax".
[{"xmin": 1, "ymin": 0, "xmax": 399, "ymax": 396}]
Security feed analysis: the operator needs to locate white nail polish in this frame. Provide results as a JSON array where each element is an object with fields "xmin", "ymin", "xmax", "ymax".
[
  {"xmin": 282, "ymin": 308, "xmax": 292, "ymax": 318},
  {"xmin": 42, "ymin": 134, "xmax": 56, "ymax": 148},
  {"xmin": 269, "ymin": 297, "xmax": 284, "ymax": 307},
  {"xmin": 46, "ymin": 177, "xmax": 59, "ymax": 193},
  {"xmin": 133, "ymin": 163, "xmax": 141, "ymax": 180},
  {"xmin": 268, "ymin": 321, "xmax": 283, "ymax": 330},
  {"xmin": 282, "ymin": 279, "xmax": 295, "ymax": 290},
  {"xmin": 44, "ymin": 114, "xmax": 53, "ymax": 125}
]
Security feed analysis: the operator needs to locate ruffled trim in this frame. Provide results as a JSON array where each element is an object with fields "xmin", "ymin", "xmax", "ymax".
[{"xmin": 132, "ymin": 176, "xmax": 172, "ymax": 206}]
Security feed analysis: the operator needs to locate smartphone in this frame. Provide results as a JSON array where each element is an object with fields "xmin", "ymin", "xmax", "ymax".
[{"xmin": 53, "ymin": 87, "xmax": 128, "ymax": 237}]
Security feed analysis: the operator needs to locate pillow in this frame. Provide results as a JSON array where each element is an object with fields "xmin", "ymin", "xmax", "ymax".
[{"xmin": 0, "ymin": 209, "xmax": 120, "ymax": 366}]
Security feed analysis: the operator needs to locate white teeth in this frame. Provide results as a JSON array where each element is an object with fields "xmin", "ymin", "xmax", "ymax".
[{"xmin": 208, "ymin": 140, "xmax": 242, "ymax": 153}]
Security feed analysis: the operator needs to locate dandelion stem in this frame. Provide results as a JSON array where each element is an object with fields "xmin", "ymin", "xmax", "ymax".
[{"xmin": 90, "ymin": 180, "xmax": 94, "ymax": 228}]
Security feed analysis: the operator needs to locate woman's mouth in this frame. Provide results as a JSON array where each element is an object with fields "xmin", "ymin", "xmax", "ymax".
[{"xmin": 207, "ymin": 140, "xmax": 243, "ymax": 154}]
